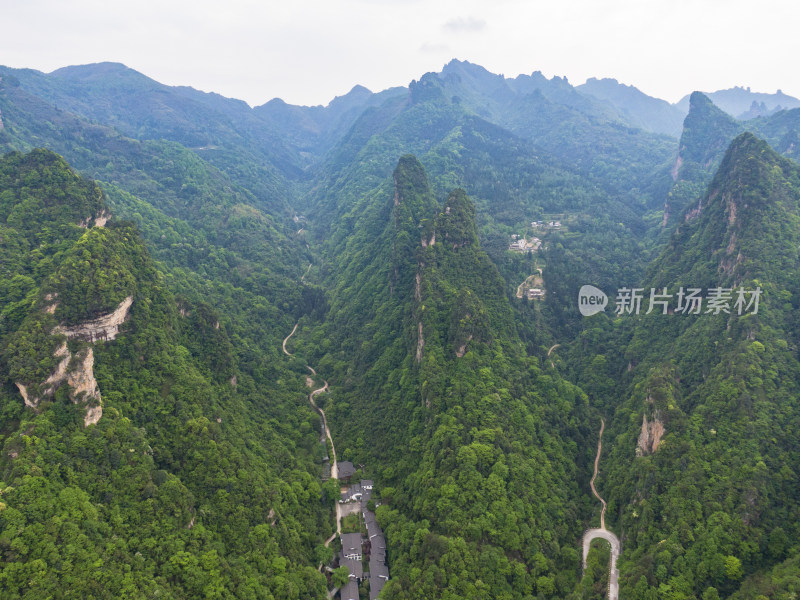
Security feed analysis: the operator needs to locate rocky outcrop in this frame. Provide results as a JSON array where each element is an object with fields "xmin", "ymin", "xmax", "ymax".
[
  {"xmin": 78, "ymin": 209, "xmax": 110, "ymax": 229},
  {"xmin": 16, "ymin": 296, "xmax": 133, "ymax": 426},
  {"xmin": 67, "ymin": 348, "xmax": 102, "ymax": 426},
  {"xmin": 54, "ymin": 296, "xmax": 133, "ymax": 342},
  {"xmin": 636, "ymin": 413, "xmax": 665, "ymax": 456},
  {"xmin": 15, "ymin": 383, "xmax": 32, "ymax": 409},
  {"xmin": 455, "ymin": 334, "xmax": 473, "ymax": 358},
  {"xmin": 415, "ymin": 321, "xmax": 424, "ymax": 363}
]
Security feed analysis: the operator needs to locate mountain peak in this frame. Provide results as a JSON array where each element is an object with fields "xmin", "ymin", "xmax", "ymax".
[
  {"xmin": 49, "ymin": 62, "xmax": 141, "ymax": 81},
  {"xmin": 658, "ymin": 132, "xmax": 800, "ymax": 288},
  {"xmin": 679, "ymin": 92, "xmax": 741, "ymax": 167}
]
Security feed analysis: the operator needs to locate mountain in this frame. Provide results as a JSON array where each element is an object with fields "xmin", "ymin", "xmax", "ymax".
[
  {"xmin": 577, "ymin": 77, "xmax": 686, "ymax": 137},
  {"xmin": 308, "ymin": 155, "xmax": 593, "ymax": 598},
  {"xmin": 566, "ymin": 133, "xmax": 800, "ymax": 599},
  {"xmin": 5, "ymin": 58, "xmax": 800, "ymax": 599},
  {"xmin": 254, "ymin": 84, "xmax": 407, "ymax": 158},
  {"xmin": 663, "ymin": 91, "xmax": 800, "ymax": 228},
  {"xmin": 675, "ymin": 86, "xmax": 800, "ymax": 120},
  {"xmin": 0, "ymin": 150, "xmax": 334, "ymax": 598},
  {"xmin": 426, "ymin": 60, "xmax": 677, "ymax": 210}
]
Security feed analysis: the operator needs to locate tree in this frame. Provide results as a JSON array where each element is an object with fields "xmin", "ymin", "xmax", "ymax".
[{"xmin": 332, "ymin": 566, "xmax": 350, "ymax": 588}]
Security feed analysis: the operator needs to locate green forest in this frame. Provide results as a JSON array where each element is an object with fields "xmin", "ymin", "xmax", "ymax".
[{"xmin": 1, "ymin": 60, "xmax": 800, "ymax": 599}]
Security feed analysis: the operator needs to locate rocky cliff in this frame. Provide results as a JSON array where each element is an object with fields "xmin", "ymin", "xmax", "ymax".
[{"xmin": 15, "ymin": 296, "xmax": 133, "ymax": 427}]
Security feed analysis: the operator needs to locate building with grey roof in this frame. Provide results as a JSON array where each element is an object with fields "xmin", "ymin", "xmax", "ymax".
[
  {"xmin": 369, "ymin": 562, "xmax": 389, "ymax": 599},
  {"xmin": 338, "ymin": 461, "xmax": 356, "ymax": 479},
  {"xmin": 340, "ymin": 554, "xmax": 363, "ymax": 580},
  {"xmin": 340, "ymin": 532, "xmax": 362, "ymax": 560},
  {"xmin": 341, "ymin": 578, "xmax": 359, "ymax": 600}
]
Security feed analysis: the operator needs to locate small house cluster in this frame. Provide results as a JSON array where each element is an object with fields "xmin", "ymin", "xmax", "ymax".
[
  {"xmin": 531, "ymin": 220, "xmax": 561, "ymax": 229},
  {"xmin": 338, "ymin": 479, "xmax": 389, "ymax": 600},
  {"xmin": 527, "ymin": 288, "xmax": 545, "ymax": 300},
  {"xmin": 508, "ymin": 236, "xmax": 541, "ymax": 252}
]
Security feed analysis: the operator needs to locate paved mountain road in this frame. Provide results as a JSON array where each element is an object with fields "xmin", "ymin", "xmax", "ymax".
[{"xmin": 583, "ymin": 418, "xmax": 621, "ymax": 600}]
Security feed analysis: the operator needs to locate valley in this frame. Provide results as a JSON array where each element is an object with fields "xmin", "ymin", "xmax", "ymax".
[{"xmin": 1, "ymin": 59, "xmax": 799, "ymax": 600}]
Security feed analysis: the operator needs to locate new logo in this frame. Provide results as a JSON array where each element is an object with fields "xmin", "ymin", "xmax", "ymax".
[{"xmin": 578, "ymin": 285, "xmax": 608, "ymax": 316}]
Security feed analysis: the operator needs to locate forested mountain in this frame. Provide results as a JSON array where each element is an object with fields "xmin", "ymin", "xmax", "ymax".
[
  {"xmin": 577, "ymin": 77, "xmax": 686, "ymax": 137},
  {"xmin": 0, "ymin": 150, "xmax": 334, "ymax": 598},
  {"xmin": 664, "ymin": 92, "xmax": 800, "ymax": 228},
  {"xmin": 566, "ymin": 134, "xmax": 800, "ymax": 599},
  {"xmin": 309, "ymin": 155, "xmax": 594, "ymax": 598},
  {"xmin": 674, "ymin": 87, "xmax": 800, "ymax": 121},
  {"xmin": 2, "ymin": 59, "xmax": 800, "ymax": 599}
]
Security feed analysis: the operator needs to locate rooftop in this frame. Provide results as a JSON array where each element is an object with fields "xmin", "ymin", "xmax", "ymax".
[
  {"xmin": 338, "ymin": 461, "xmax": 356, "ymax": 478},
  {"xmin": 341, "ymin": 578, "xmax": 359, "ymax": 600}
]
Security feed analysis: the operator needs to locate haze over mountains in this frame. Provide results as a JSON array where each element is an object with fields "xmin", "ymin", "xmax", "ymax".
[{"xmin": 1, "ymin": 58, "xmax": 800, "ymax": 599}]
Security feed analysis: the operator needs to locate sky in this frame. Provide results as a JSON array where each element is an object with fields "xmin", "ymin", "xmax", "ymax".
[{"xmin": 2, "ymin": 0, "xmax": 798, "ymax": 107}]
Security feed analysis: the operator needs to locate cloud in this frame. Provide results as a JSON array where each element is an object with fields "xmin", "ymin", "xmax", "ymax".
[{"xmin": 442, "ymin": 17, "xmax": 486, "ymax": 34}]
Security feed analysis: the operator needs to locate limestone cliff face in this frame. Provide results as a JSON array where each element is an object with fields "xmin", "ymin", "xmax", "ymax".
[
  {"xmin": 54, "ymin": 296, "xmax": 133, "ymax": 343},
  {"xmin": 78, "ymin": 209, "xmax": 110, "ymax": 229},
  {"xmin": 636, "ymin": 412, "xmax": 665, "ymax": 456},
  {"xmin": 67, "ymin": 348, "xmax": 102, "ymax": 427},
  {"xmin": 15, "ymin": 296, "xmax": 133, "ymax": 427}
]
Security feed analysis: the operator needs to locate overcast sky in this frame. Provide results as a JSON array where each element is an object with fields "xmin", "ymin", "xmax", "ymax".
[{"xmin": 2, "ymin": 0, "xmax": 798, "ymax": 107}]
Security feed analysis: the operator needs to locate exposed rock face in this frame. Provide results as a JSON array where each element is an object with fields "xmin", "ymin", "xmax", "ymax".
[
  {"xmin": 54, "ymin": 296, "xmax": 133, "ymax": 342},
  {"xmin": 16, "ymin": 296, "xmax": 133, "ymax": 427},
  {"xmin": 15, "ymin": 383, "xmax": 32, "ymax": 409},
  {"xmin": 415, "ymin": 321, "xmax": 424, "ymax": 363},
  {"xmin": 67, "ymin": 348, "xmax": 102, "ymax": 422},
  {"xmin": 670, "ymin": 155, "xmax": 683, "ymax": 182},
  {"xmin": 636, "ymin": 413, "xmax": 665, "ymax": 456},
  {"xmin": 78, "ymin": 209, "xmax": 110, "ymax": 229},
  {"xmin": 94, "ymin": 211, "xmax": 110, "ymax": 228},
  {"xmin": 43, "ymin": 342, "xmax": 71, "ymax": 396},
  {"xmin": 455, "ymin": 334, "xmax": 473, "ymax": 358}
]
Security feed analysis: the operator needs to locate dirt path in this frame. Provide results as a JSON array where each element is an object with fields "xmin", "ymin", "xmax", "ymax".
[
  {"xmin": 282, "ymin": 324, "xmax": 341, "ymax": 538},
  {"xmin": 547, "ymin": 343, "xmax": 560, "ymax": 368},
  {"xmin": 582, "ymin": 417, "xmax": 621, "ymax": 600},
  {"xmin": 306, "ymin": 367, "xmax": 341, "ymax": 537},
  {"xmin": 282, "ymin": 323, "xmax": 298, "ymax": 356},
  {"xmin": 590, "ymin": 418, "xmax": 607, "ymax": 529}
]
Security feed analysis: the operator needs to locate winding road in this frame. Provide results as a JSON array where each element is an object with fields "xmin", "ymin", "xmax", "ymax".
[
  {"xmin": 582, "ymin": 418, "xmax": 621, "ymax": 600},
  {"xmin": 590, "ymin": 418, "xmax": 608, "ymax": 530},
  {"xmin": 282, "ymin": 324, "xmax": 341, "ymax": 537},
  {"xmin": 547, "ymin": 343, "xmax": 560, "ymax": 368},
  {"xmin": 282, "ymin": 323, "xmax": 298, "ymax": 356}
]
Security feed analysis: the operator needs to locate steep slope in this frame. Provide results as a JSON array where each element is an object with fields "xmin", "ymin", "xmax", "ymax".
[
  {"xmin": 0, "ymin": 150, "xmax": 332, "ymax": 598},
  {"xmin": 254, "ymin": 84, "xmax": 406, "ymax": 159},
  {"xmin": 577, "ymin": 77, "xmax": 685, "ymax": 137},
  {"xmin": 308, "ymin": 156, "xmax": 595, "ymax": 598},
  {"xmin": 675, "ymin": 86, "xmax": 800, "ymax": 120},
  {"xmin": 0, "ymin": 74, "xmax": 315, "ymax": 316},
  {"xmin": 4, "ymin": 62, "xmax": 305, "ymax": 177},
  {"xmin": 663, "ymin": 92, "xmax": 800, "ymax": 229},
  {"xmin": 569, "ymin": 134, "xmax": 800, "ymax": 599},
  {"xmin": 431, "ymin": 60, "xmax": 677, "ymax": 209},
  {"xmin": 307, "ymin": 72, "xmax": 666, "ymax": 352}
]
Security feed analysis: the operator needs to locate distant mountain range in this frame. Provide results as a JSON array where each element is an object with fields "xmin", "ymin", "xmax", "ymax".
[{"xmin": 3, "ymin": 59, "xmax": 798, "ymax": 143}]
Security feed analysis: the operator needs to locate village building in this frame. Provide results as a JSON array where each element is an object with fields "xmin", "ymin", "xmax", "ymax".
[
  {"xmin": 338, "ymin": 461, "xmax": 356, "ymax": 480},
  {"xmin": 528, "ymin": 288, "xmax": 545, "ymax": 299}
]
